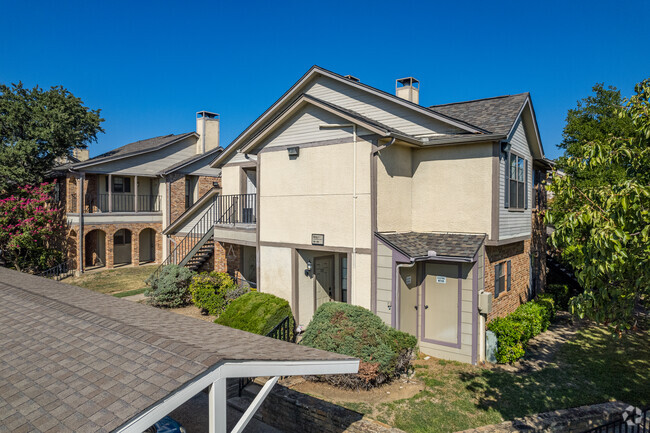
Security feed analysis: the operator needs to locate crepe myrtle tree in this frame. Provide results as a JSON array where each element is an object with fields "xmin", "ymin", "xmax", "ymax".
[
  {"xmin": 546, "ymin": 78, "xmax": 650, "ymax": 332},
  {"xmin": 0, "ymin": 181, "xmax": 66, "ymax": 273}
]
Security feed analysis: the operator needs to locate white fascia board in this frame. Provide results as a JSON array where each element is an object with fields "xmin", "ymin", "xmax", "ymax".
[{"xmin": 116, "ymin": 358, "xmax": 358, "ymax": 433}]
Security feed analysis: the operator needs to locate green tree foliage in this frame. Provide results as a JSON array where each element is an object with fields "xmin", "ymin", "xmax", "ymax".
[
  {"xmin": 0, "ymin": 181, "xmax": 66, "ymax": 272},
  {"xmin": 0, "ymin": 82, "xmax": 104, "ymax": 192},
  {"xmin": 547, "ymin": 78, "xmax": 650, "ymax": 331},
  {"xmin": 557, "ymin": 83, "xmax": 635, "ymax": 188}
]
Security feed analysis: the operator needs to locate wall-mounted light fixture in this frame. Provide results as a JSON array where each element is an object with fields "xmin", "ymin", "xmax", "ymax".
[
  {"xmin": 305, "ymin": 260, "xmax": 312, "ymax": 277},
  {"xmin": 287, "ymin": 146, "xmax": 299, "ymax": 158}
]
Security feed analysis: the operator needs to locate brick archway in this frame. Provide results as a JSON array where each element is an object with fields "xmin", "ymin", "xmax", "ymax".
[
  {"xmin": 138, "ymin": 228, "xmax": 157, "ymax": 264},
  {"xmin": 84, "ymin": 229, "xmax": 106, "ymax": 268},
  {"xmin": 112, "ymin": 229, "xmax": 132, "ymax": 266}
]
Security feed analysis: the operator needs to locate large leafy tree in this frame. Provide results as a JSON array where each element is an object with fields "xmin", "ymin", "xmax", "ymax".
[
  {"xmin": 0, "ymin": 82, "xmax": 104, "ymax": 193},
  {"xmin": 547, "ymin": 78, "xmax": 650, "ymax": 331},
  {"xmin": 557, "ymin": 83, "xmax": 635, "ymax": 187}
]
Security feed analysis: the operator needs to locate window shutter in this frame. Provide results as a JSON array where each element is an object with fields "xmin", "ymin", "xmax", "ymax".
[
  {"xmin": 524, "ymin": 160, "xmax": 529, "ymax": 210},
  {"xmin": 494, "ymin": 264, "xmax": 500, "ymax": 298},
  {"xmin": 507, "ymin": 260, "xmax": 512, "ymax": 291},
  {"xmin": 504, "ymin": 153, "xmax": 510, "ymax": 208}
]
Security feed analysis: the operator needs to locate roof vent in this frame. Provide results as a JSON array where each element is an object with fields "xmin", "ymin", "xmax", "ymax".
[
  {"xmin": 396, "ymin": 77, "xmax": 420, "ymax": 104},
  {"xmin": 343, "ymin": 75, "xmax": 360, "ymax": 82}
]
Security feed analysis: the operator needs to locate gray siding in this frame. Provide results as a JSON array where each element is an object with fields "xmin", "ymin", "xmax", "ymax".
[
  {"xmin": 304, "ymin": 76, "xmax": 465, "ymax": 137},
  {"xmin": 499, "ymin": 120, "xmax": 533, "ymax": 239},
  {"xmin": 83, "ymin": 138, "xmax": 198, "ymax": 175},
  {"xmin": 258, "ymin": 105, "xmax": 372, "ymax": 150},
  {"xmin": 376, "ymin": 240, "xmax": 393, "ymax": 326}
]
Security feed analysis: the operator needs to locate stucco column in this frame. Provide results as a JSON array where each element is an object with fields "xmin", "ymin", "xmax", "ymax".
[
  {"xmin": 131, "ymin": 230, "xmax": 140, "ymax": 266},
  {"xmin": 108, "ymin": 174, "xmax": 112, "ymax": 213},
  {"xmin": 106, "ymin": 232, "xmax": 114, "ymax": 269}
]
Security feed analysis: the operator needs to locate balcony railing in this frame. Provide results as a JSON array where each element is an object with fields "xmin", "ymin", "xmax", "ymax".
[
  {"xmin": 85, "ymin": 194, "xmax": 161, "ymax": 213},
  {"xmin": 215, "ymin": 193, "xmax": 256, "ymax": 225}
]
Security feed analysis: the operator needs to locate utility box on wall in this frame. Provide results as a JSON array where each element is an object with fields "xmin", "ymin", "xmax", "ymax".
[{"xmin": 478, "ymin": 291, "xmax": 493, "ymax": 314}]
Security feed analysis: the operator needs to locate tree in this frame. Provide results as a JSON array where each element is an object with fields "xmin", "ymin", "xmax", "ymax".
[
  {"xmin": 557, "ymin": 83, "xmax": 635, "ymax": 188},
  {"xmin": 547, "ymin": 78, "xmax": 650, "ymax": 331},
  {"xmin": 0, "ymin": 181, "xmax": 67, "ymax": 272},
  {"xmin": 0, "ymin": 82, "xmax": 104, "ymax": 193}
]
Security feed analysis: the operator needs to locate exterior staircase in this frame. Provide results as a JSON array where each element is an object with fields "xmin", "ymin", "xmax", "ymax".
[{"xmin": 186, "ymin": 238, "xmax": 215, "ymax": 272}]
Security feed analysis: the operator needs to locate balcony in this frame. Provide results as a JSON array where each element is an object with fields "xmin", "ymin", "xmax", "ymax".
[
  {"xmin": 85, "ymin": 194, "xmax": 161, "ymax": 213},
  {"xmin": 215, "ymin": 193, "xmax": 256, "ymax": 225}
]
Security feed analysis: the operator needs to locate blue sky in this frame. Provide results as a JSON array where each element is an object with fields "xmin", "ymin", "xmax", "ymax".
[{"xmin": 1, "ymin": 0, "xmax": 648, "ymax": 160}]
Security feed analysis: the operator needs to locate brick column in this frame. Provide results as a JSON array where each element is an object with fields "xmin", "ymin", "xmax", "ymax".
[
  {"xmin": 106, "ymin": 232, "xmax": 114, "ymax": 269},
  {"xmin": 131, "ymin": 230, "xmax": 140, "ymax": 266},
  {"xmin": 214, "ymin": 241, "xmax": 227, "ymax": 273}
]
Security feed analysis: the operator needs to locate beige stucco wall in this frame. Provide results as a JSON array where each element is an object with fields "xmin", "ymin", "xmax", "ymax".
[
  {"xmin": 259, "ymin": 245, "xmax": 292, "ymax": 301},
  {"xmin": 220, "ymin": 165, "xmax": 242, "ymax": 196},
  {"xmin": 376, "ymin": 144, "xmax": 413, "ymax": 232},
  {"xmin": 411, "ymin": 143, "xmax": 493, "ymax": 234},
  {"xmin": 259, "ymin": 139, "xmax": 372, "ymax": 249}
]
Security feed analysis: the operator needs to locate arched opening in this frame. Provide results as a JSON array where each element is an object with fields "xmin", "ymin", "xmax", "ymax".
[
  {"xmin": 85, "ymin": 229, "xmax": 106, "ymax": 269},
  {"xmin": 139, "ymin": 228, "xmax": 156, "ymax": 264},
  {"xmin": 113, "ymin": 229, "xmax": 132, "ymax": 266}
]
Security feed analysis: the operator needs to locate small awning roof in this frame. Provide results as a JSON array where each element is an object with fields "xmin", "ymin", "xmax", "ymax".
[
  {"xmin": 0, "ymin": 268, "xmax": 356, "ymax": 433},
  {"xmin": 377, "ymin": 231, "xmax": 485, "ymax": 261}
]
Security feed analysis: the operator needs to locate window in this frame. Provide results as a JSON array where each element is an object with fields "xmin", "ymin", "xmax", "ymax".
[
  {"xmin": 110, "ymin": 176, "xmax": 131, "ymax": 193},
  {"xmin": 185, "ymin": 176, "xmax": 196, "ymax": 209},
  {"xmin": 114, "ymin": 229, "xmax": 131, "ymax": 245},
  {"xmin": 494, "ymin": 260, "xmax": 511, "ymax": 298},
  {"xmin": 506, "ymin": 153, "xmax": 527, "ymax": 210}
]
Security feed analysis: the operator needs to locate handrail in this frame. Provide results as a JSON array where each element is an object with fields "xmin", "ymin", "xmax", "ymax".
[
  {"xmin": 150, "ymin": 199, "xmax": 217, "ymax": 282},
  {"xmin": 38, "ymin": 259, "xmax": 74, "ymax": 281},
  {"xmin": 215, "ymin": 193, "xmax": 256, "ymax": 224}
]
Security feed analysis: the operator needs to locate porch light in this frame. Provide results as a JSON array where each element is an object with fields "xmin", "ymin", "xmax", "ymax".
[
  {"xmin": 287, "ymin": 146, "xmax": 299, "ymax": 157},
  {"xmin": 305, "ymin": 260, "xmax": 312, "ymax": 276}
]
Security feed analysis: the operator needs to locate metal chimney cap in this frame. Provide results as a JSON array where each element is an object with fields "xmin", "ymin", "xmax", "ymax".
[
  {"xmin": 196, "ymin": 111, "xmax": 219, "ymax": 119},
  {"xmin": 396, "ymin": 77, "xmax": 420, "ymax": 88}
]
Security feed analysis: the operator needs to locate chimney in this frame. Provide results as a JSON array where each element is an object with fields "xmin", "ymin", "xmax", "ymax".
[
  {"xmin": 196, "ymin": 111, "xmax": 220, "ymax": 154},
  {"xmin": 395, "ymin": 77, "xmax": 420, "ymax": 104},
  {"xmin": 72, "ymin": 148, "xmax": 90, "ymax": 162}
]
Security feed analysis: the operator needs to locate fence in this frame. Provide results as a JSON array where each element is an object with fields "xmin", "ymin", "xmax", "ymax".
[
  {"xmin": 39, "ymin": 260, "xmax": 74, "ymax": 281},
  {"xmin": 582, "ymin": 408, "xmax": 649, "ymax": 433}
]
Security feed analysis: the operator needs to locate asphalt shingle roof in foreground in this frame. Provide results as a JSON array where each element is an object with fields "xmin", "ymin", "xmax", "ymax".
[{"xmin": 0, "ymin": 267, "xmax": 352, "ymax": 433}]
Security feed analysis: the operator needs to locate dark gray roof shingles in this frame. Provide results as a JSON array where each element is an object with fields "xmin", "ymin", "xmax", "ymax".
[
  {"xmin": 0, "ymin": 268, "xmax": 352, "ymax": 433},
  {"xmin": 429, "ymin": 93, "xmax": 529, "ymax": 135},
  {"xmin": 377, "ymin": 232, "xmax": 485, "ymax": 259}
]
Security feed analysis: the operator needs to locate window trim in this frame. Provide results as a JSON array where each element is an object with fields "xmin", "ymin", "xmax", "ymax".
[
  {"xmin": 494, "ymin": 260, "xmax": 512, "ymax": 298},
  {"xmin": 507, "ymin": 152, "xmax": 527, "ymax": 210}
]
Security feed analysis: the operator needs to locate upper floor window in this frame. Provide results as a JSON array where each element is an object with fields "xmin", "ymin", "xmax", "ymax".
[
  {"xmin": 506, "ymin": 152, "xmax": 528, "ymax": 210},
  {"xmin": 107, "ymin": 176, "xmax": 131, "ymax": 193},
  {"xmin": 185, "ymin": 176, "xmax": 197, "ymax": 209}
]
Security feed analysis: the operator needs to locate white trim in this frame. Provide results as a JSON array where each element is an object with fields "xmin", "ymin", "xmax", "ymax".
[
  {"xmin": 209, "ymin": 378, "xmax": 227, "ymax": 433},
  {"xmin": 115, "ymin": 358, "xmax": 358, "ymax": 433},
  {"xmin": 230, "ymin": 376, "xmax": 279, "ymax": 433}
]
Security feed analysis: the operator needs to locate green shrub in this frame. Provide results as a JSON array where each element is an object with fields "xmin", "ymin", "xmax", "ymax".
[
  {"xmin": 300, "ymin": 302, "xmax": 418, "ymax": 389},
  {"xmin": 487, "ymin": 317, "xmax": 526, "ymax": 363},
  {"xmin": 488, "ymin": 296, "xmax": 557, "ymax": 364},
  {"xmin": 215, "ymin": 291, "xmax": 294, "ymax": 338},
  {"xmin": 189, "ymin": 272, "xmax": 243, "ymax": 316},
  {"xmin": 145, "ymin": 265, "xmax": 195, "ymax": 308},
  {"xmin": 546, "ymin": 283, "xmax": 572, "ymax": 311}
]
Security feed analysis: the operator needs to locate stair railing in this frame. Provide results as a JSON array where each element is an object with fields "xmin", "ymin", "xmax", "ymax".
[{"xmin": 150, "ymin": 198, "xmax": 218, "ymax": 283}]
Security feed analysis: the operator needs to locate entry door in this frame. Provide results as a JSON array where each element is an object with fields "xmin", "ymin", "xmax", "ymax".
[
  {"xmin": 399, "ymin": 267, "xmax": 418, "ymax": 337},
  {"xmin": 423, "ymin": 263, "xmax": 460, "ymax": 345},
  {"xmin": 314, "ymin": 256, "xmax": 334, "ymax": 310}
]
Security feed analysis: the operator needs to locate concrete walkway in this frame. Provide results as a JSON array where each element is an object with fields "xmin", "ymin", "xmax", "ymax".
[{"xmin": 122, "ymin": 293, "xmax": 147, "ymax": 302}]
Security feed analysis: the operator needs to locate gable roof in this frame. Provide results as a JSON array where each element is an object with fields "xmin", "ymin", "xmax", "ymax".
[
  {"xmin": 157, "ymin": 145, "xmax": 223, "ymax": 175},
  {"xmin": 212, "ymin": 65, "xmax": 490, "ymax": 167},
  {"xmin": 0, "ymin": 267, "xmax": 356, "ymax": 433},
  {"xmin": 430, "ymin": 93, "xmax": 529, "ymax": 136},
  {"xmin": 66, "ymin": 132, "xmax": 197, "ymax": 169},
  {"xmin": 377, "ymin": 231, "xmax": 486, "ymax": 261}
]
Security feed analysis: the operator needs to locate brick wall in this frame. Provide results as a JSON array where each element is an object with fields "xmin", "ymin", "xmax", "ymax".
[
  {"xmin": 68, "ymin": 223, "xmax": 162, "ymax": 271},
  {"xmin": 197, "ymin": 176, "xmax": 220, "ymax": 198},
  {"xmin": 66, "ymin": 176, "xmax": 77, "ymax": 213},
  {"xmin": 484, "ymin": 239, "xmax": 531, "ymax": 322},
  {"xmin": 214, "ymin": 241, "xmax": 241, "ymax": 278},
  {"xmin": 167, "ymin": 173, "xmax": 186, "ymax": 223}
]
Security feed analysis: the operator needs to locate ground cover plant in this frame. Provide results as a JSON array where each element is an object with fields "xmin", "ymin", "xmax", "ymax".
[
  {"xmin": 215, "ymin": 291, "xmax": 294, "ymax": 337},
  {"xmin": 300, "ymin": 302, "xmax": 417, "ymax": 389}
]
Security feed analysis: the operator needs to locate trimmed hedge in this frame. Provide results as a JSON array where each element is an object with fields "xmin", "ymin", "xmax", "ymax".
[
  {"xmin": 215, "ymin": 291, "xmax": 294, "ymax": 338},
  {"xmin": 300, "ymin": 302, "xmax": 417, "ymax": 389},
  {"xmin": 487, "ymin": 296, "xmax": 556, "ymax": 364},
  {"xmin": 189, "ymin": 272, "xmax": 245, "ymax": 316},
  {"xmin": 145, "ymin": 264, "xmax": 195, "ymax": 308}
]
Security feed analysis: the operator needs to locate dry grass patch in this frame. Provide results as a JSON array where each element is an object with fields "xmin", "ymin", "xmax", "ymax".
[{"xmin": 66, "ymin": 265, "xmax": 155, "ymax": 295}]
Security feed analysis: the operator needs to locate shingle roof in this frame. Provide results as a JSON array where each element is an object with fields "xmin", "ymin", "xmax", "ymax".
[
  {"xmin": 377, "ymin": 232, "xmax": 485, "ymax": 260},
  {"xmin": 65, "ymin": 132, "xmax": 196, "ymax": 169},
  {"xmin": 158, "ymin": 145, "xmax": 223, "ymax": 175},
  {"xmin": 430, "ymin": 93, "xmax": 529, "ymax": 135},
  {"xmin": 0, "ymin": 268, "xmax": 352, "ymax": 433}
]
